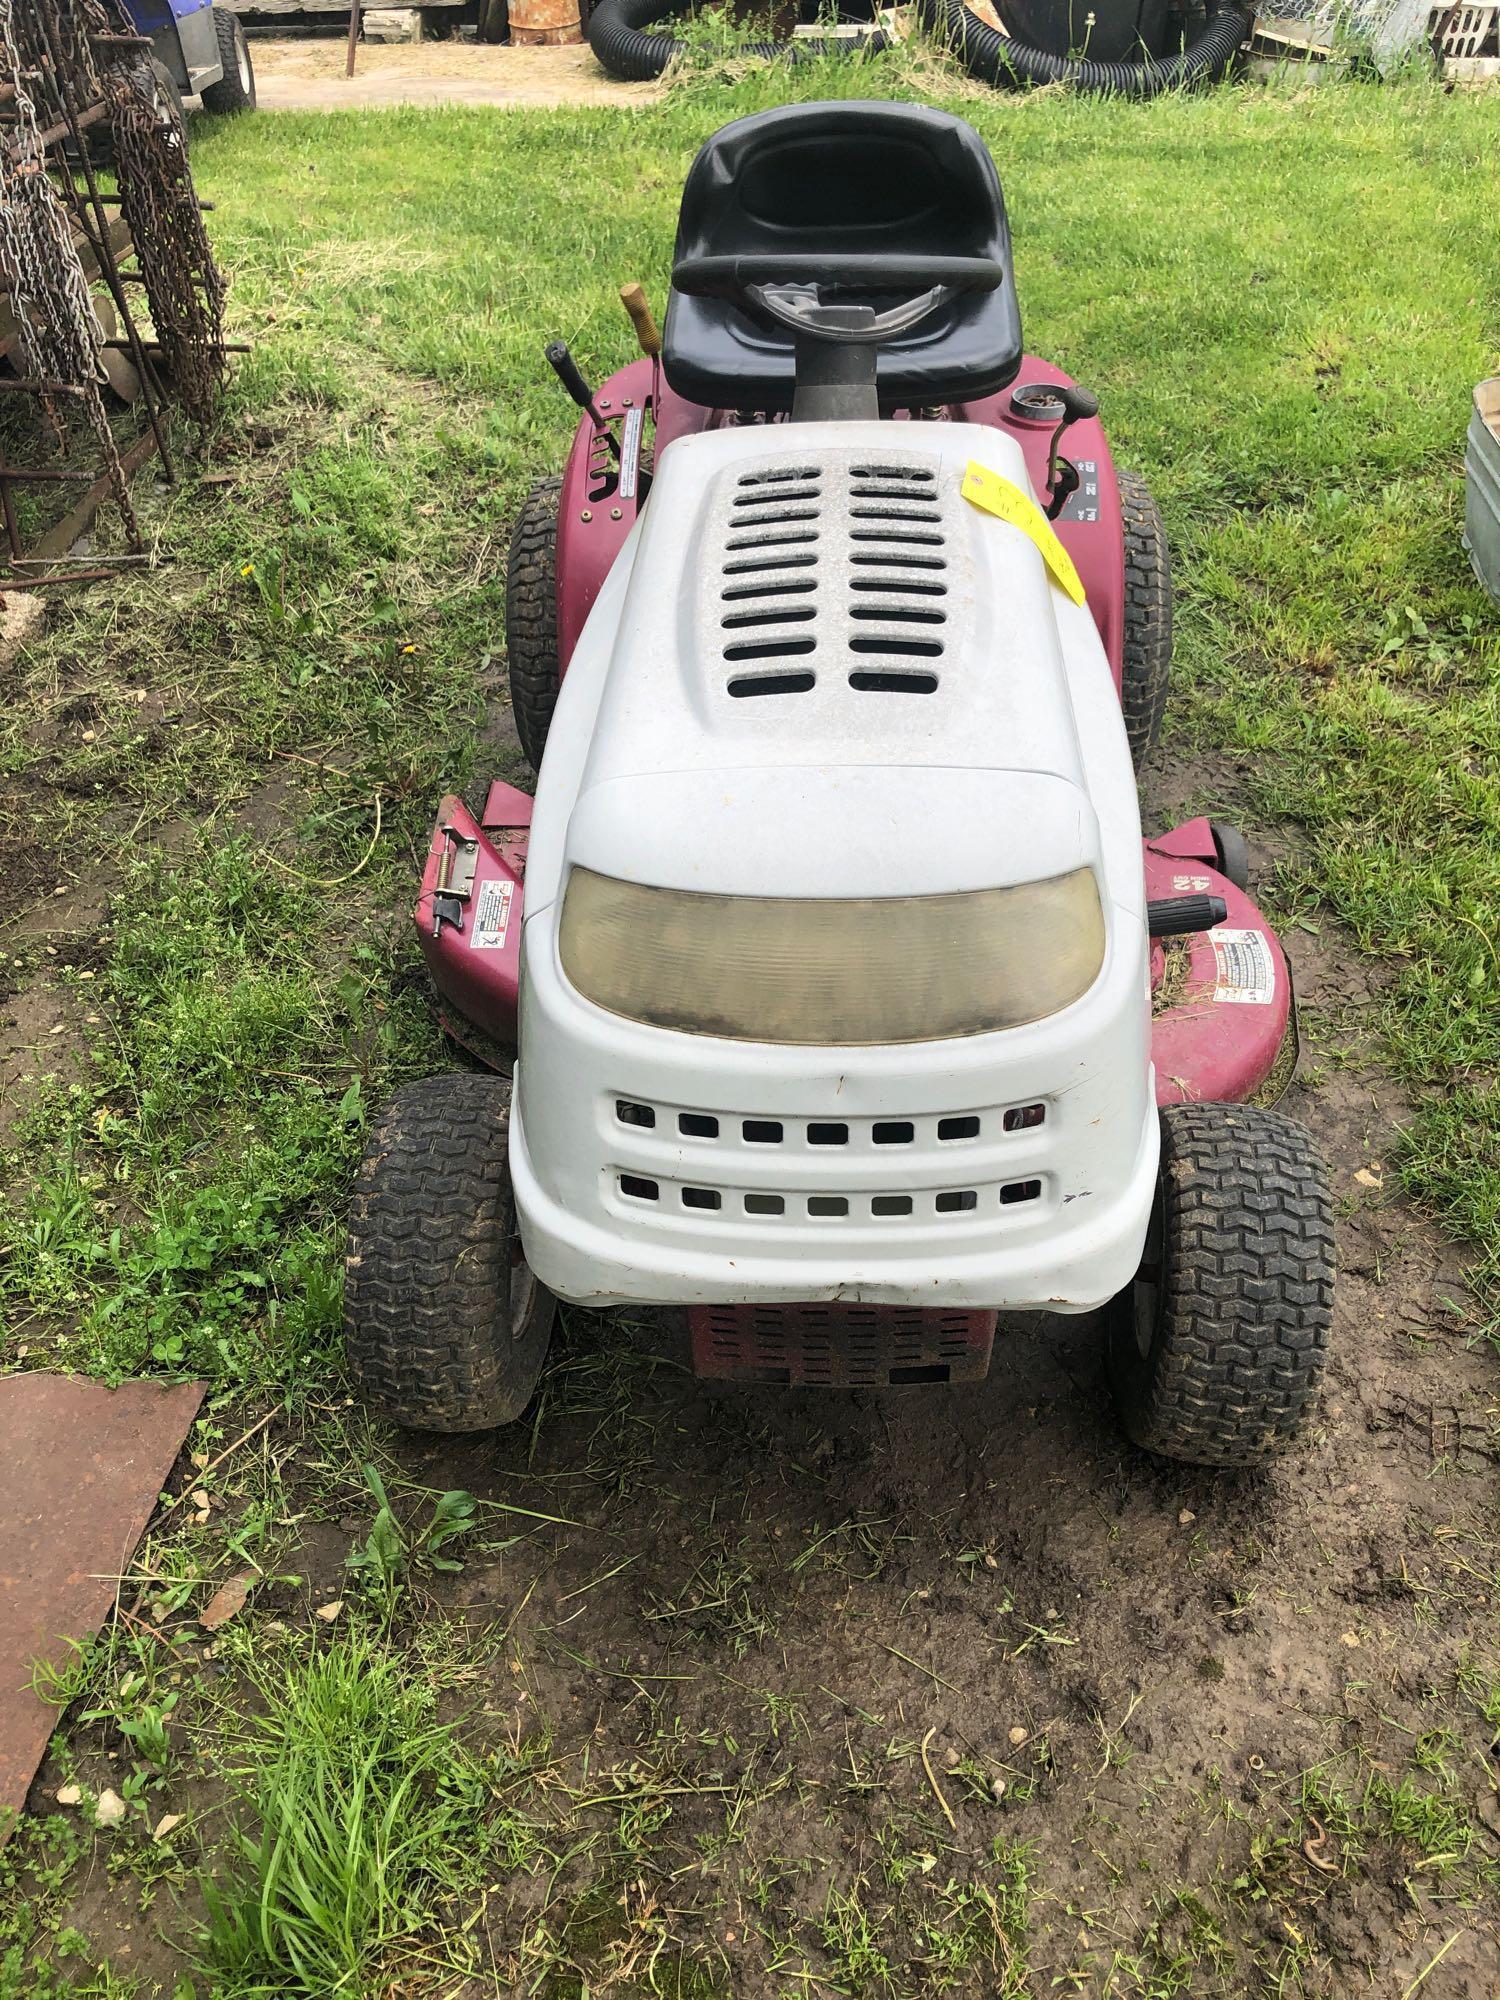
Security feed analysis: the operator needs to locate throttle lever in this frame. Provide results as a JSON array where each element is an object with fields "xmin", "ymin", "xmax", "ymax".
[
  {"xmin": 1045, "ymin": 384, "xmax": 1099, "ymax": 521},
  {"xmin": 545, "ymin": 340, "xmax": 620, "ymax": 461}
]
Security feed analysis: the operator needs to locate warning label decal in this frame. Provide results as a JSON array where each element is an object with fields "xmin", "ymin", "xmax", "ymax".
[
  {"xmin": 469, "ymin": 877, "xmax": 515, "ymax": 952},
  {"xmin": 1210, "ymin": 927, "xmax": 1275, "ymax": 1005}
]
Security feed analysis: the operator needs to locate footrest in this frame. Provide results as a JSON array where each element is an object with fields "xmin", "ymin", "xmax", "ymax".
[{"xmin": 688, "ymin": 1304, "xmax": 997, "ymax": 1387}]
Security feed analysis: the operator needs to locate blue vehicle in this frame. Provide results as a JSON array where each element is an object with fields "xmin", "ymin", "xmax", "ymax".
[{"xmin": 125, "ymin": 0, "xmax": 257, "ymax": 115}]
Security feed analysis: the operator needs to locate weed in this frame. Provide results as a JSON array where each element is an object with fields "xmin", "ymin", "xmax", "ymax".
[
  {"xmin": 819, "ymin": 1880, "xmax": 893, "ymax": 1995},
  {"xmin": 195, "ymin": 1632, "xmax": 497, "ymax": 1997},
  {"xmin": 344, "ymin": 1462, "xmax": 480, "ymax": 1619},
  {"xmin": 115, "ymin": 1689, "xmax": 179, "ymax": 1775}
]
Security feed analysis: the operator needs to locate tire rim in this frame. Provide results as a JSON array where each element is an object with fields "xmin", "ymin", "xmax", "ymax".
[
  {"xmin": 1133, "ymin": 1183, "xmax": 1165, "ymax": 1360},
  {"xmin": 237, "ymin": 34, "xmax": 252, "ymax": 94}
]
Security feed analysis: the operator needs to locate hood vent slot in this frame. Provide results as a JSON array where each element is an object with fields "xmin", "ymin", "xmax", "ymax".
[
  {"xmin": 720, "ymin": 465, "xmax": 825, "ymax": 694},
  {"xmin": 846, "ymin": 461, "xmax": 947, "ymax": 692}
]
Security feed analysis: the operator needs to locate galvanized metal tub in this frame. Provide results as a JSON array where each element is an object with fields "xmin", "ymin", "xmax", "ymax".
[{"xmin": 1465, "ymin": 377, "xmax": 1500, "ymax": 607}]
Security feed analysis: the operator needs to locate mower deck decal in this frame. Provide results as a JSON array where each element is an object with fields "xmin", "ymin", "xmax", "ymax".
[
  {"xmin": 1210, "ymin": 927, "xmax": 1276, "ymax": 1005},
  {"xmin": 959, "ymin": 461, "xmax": 1087, "ymax": 605},
  {"xmin": 470, "ymin": 877, "xmax": 515, "ymax": 951}
]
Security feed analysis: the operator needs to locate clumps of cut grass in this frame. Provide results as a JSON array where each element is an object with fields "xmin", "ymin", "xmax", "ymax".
[
  {"xmin": 819, "ymin": 1880, "xmax": 894, "ymax": 1996},
  {"xmin": 815, "ymin": 1842, "xmax": 1034, "ymax": 1998},
  {"xmin": 196, "ymin": 1631, "xmax": 499, "ymax": 1998},
  {"xmin": 644, "ymin": 1536, "xmax": 774, "ymax": 1655}
]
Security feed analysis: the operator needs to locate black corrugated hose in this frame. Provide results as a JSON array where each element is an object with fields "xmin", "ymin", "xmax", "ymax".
[
  {"xmin": 588, "ymin": 0, "xmax": 889, "ymax": 80},
  {"xmin": 914, "ymin": 0, "xmax": 1251, "ymax": 94}
]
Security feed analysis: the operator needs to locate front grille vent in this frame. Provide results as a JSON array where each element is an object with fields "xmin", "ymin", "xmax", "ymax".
[
  {"xmin": 613, "ymin": 1100, "xmax": 1047, "ymax": 1147},
  {"xmin": 615, "ymin": 1174, "xmax": 1044, "ymax": 1221}
]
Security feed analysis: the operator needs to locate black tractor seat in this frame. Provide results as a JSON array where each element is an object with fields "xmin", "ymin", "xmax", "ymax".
[{"xmin": 662, "ymin": 101, "xmax": 1024, "ymax": 416}]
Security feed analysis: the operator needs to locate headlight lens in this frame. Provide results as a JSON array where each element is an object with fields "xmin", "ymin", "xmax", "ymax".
[{"xmin": 558, "ymin": 866, "xmax": 1105, "ymax": 1044}]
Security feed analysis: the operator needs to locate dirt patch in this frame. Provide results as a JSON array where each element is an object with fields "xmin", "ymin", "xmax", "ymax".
[{"xmin": 250, "ymin": 36, "xmax": 658, "ymax": 111}]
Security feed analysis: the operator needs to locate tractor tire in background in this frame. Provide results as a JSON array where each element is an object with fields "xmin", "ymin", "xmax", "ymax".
[
  {"xmin": 1118, "ymin": 469, "xmax": 1172, "ymax": 771},
  {"xmin": 506, "ymin": 473, "xmax": 563, "ymax": 775},
  {"xmin": 913, "ymin": 0, "xmax": 1252, "ymax": 96},
  {"xmin": 345, "ymin": 1075, "xmax": 555, "ymax": 1432},
  {"xmin": 1108, "ymin": 1103, "xmax": 1334, "ymax": 1468},
  {"xmin": 87, "ymin": 55, "xmax": 183, "ymax": 168},
  {"xmin": 201, "ymin": 6, "xmax": 256, "ymax": 112},
  {"xmin": 150, "ymin": 56, "xmax": 185, "ymax": 124}
]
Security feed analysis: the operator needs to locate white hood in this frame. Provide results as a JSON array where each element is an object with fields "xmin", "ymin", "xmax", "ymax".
[{"xmin": 527, "ymin": 420, "xmax": 1138, "ymax": 921}]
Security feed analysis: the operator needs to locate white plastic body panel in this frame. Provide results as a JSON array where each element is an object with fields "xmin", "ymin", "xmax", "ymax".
[{"xmin": 512, "ymin": 420, "xmax": 1156, "ymax": 1311}]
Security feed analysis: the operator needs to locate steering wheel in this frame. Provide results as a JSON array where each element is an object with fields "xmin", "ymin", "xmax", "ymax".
[{"xmin": 671, "ymin": 252, "xmax": 1004, "ymax": 347}]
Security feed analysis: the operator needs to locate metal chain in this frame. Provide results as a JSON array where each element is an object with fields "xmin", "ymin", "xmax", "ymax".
[
  {"xmin": 103, "ymin": 34, "xmax": 227, "ymax": 431},
  {"xmin": 0, "ymin": 0, "xmax": 230, "ymax": 562},
  {"xmin": 0, "ymin": 0, "xmax": 138, "ymax": 541}
]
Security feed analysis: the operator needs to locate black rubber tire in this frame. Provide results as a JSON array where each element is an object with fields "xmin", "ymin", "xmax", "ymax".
[
  {"xmin": 201, "ymin": 8, "xmax": 256, "ymax": 113},
  {"xmin": 1108, "ymin": 1103, "xmax": 1334, "ymax": 1468},
  {"xmin": 506, "ymin": 475, "xmax": 562, "ymax": 775},
  {"xmin": 151, "ymin": 57, "xmax": 185, "ymax": 124},
  {"xmin": 588, "ymin": 0, "xmax": 888, "ymax": 82},
  {"xmin": 913, "ymin": 0, "xmax": 1250, "ymax": 96},
  {"xmin": 88, "ymin": 56, "xmax": 181, "ymax": 168},
  {"xmin": 345, "ymin": 1074, "xmax": 555, "ymax": 1432},
  {"xmin": 1119, "ymin": 470, "xmax": 1172, "ymax": 771},
  {"xmin": 1210, "ymin": 821, "xmax": 1251, "ymax": 893}
]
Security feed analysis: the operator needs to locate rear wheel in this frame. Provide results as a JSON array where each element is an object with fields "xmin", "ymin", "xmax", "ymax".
[
  {"xmin": 345, "ymin": 1074, "xmax": 554, "ymax": 1431},
  {"xmin": 1210, "ymin": 820, "xmax": 1250, "ymax": 892},
  {"xmin": 506, "ymin": 474, "xmax": 562, "ymax": 774},
  {"xmin": 1119, "ymin": 469, "xmax": 1172, "ymax": 770},
  {"xmin": 201, "ymin": 7, "xmax": 256, "ymax": 113},
  {"xmin": 1107, "ymin": 1102, "xmax": 1333, "ymax": 1467}
]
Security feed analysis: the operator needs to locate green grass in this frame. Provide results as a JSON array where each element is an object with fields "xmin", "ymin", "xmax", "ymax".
[{"xmin": 196, "ymin": 1631, "xmax": 501, "ymax": 1997}]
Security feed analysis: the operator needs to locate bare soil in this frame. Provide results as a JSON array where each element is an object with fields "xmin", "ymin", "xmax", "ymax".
[{"xmin": 249, "ymin": 36, "xmax": 656, "ymax": 110}]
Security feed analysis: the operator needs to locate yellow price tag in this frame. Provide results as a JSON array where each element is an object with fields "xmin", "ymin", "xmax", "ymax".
[{"xmin": 961, "ymin": 461, "xmax": 1088, "ymax": 607}]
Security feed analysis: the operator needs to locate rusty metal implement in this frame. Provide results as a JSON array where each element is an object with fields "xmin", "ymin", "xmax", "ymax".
[{"xmin": 0, "ymin": 1373, "xmax": 203, "ymax": 1842}]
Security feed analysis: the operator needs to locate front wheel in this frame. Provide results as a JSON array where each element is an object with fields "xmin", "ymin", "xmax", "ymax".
[
  {"xmin": 345, "ymin": 1075, "xmax": 554, "ymax": 1431},
  {"xmin": 201, "ymin": 7, "xmax": 256, "ymax": 113},
  {"xmin": 1107, "ymin": 1102, "xmax": 1334, "ymax": 1467}
]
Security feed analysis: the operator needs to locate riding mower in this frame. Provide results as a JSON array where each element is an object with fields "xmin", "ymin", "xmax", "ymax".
[{"xmin": 346, "ymin": 103, "xmax": 1334, "ymax": 1468}]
